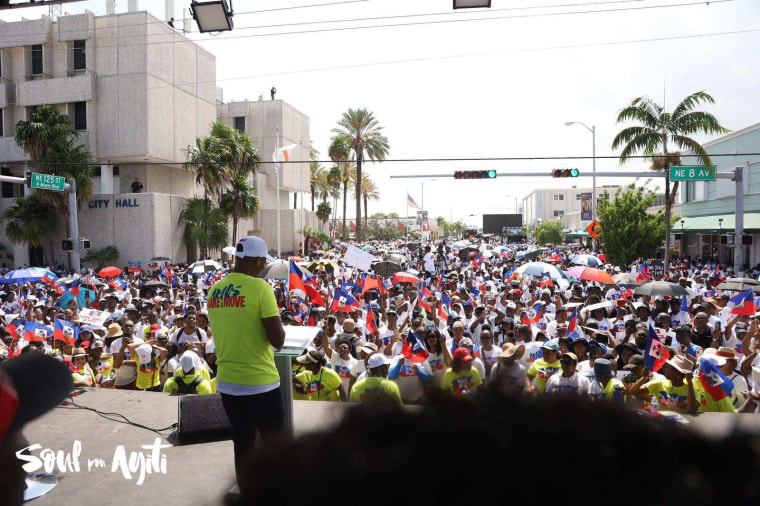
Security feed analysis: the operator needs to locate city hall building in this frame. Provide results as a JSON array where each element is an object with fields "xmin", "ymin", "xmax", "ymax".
[{"xmin": 0, "ymin": 8, "xmax": 315, "ymax": 269}]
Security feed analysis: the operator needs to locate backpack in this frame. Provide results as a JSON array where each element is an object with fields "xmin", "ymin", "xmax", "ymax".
[{"xmin": 174, "ymin": 375, "xmax": 203, "ymax": 394}]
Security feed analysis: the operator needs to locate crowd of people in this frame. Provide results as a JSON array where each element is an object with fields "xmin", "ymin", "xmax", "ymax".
[{"xmin": 2, "ymin": 237, "xmax": 760, "ymax": 416}]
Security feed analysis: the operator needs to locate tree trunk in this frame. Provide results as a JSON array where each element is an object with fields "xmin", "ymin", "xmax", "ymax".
[
  {"xmin": 364, "ymin": 194, "xmax": 368, "ymax": 230},
  {"xmin": 663, "ymin": 134, "xmax": 671, "ymax": 271},
  {"xmin": 232, "ymin": 216, "xmax": 238, "ymax": 247},
  {"xmin": 356, "ymin": 153, "xmax": 363, "ymax": 242},
  {"xmin": 342, "ymin": 176, "xmax": 348, "ymax": 239},
  {"xmin": 294, "ymin": 192, "xmax": 297, "ymax": 209},
  {"xmin": 669, "ymin": 181, "xmax": 680, "ymax": 207},
  {"xmin": 311, "ymin": 188, "xmax": 315, "ymax": 212}
]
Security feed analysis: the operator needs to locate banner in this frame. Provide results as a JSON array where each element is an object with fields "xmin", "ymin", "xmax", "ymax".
[
  {"xmin": 581, "ymin": 192, "xmax": 592, "ymax": 221},
  {"xmin": 342, "ymin": 245, "xmax": 374, "ymax": 271},
  {"xmin": 127, "ymin": 261, "xmax": 142, "ymax": 273},
  {"xmin": 76, "ymin": 308, "xmax": 109, "ymax": 327}
]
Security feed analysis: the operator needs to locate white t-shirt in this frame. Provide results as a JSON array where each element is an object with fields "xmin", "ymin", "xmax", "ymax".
[
  {"xmin": 171, "ymin": 327, "xmax": 209, "ymax": 345},
  {"xmin": 489, "ymin": 361, "xmax": 526, "ymax": 392},
  {"xmin": 519, "ymin": 341, "xmax": 544, "ymax": 371},
  {"xmin": 423, "ymin": 253, "xmax": 435, "ymax": 273},
  {"xmin": 425, "ymin": 351, "xmax": 447, "ymax": 386},
  {"xmin": 329, "ymin": 353, "xmax": 357, "ymax": 395},
  {"xmin": 391, "ymin": 357, "xmax": 431, "ymax": 402},
  {"xmin": 110, "ymin": 336, "xmax": 144, "ymax": 387},
  {"xmin": 545, "ymin": 371, "xmax": 591, "ymax": 395}
]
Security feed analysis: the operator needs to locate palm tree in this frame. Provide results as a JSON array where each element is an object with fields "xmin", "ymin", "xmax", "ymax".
[
  {"xmin": 84, "ymin": 245, "xmax": 120, "ymax": 270},
  {"xmin": 329, "ymin": 135, "xmax": 353, "ymax": 239},
  {"xmin": 326, "ymin": 165, "xmax": 342, "ymax": 237},
  {"xmin": 350, "ymin": 171, "xmax": 379, "ymax": 229},
  {"xmin": 180, "ymin": 197, "xmax": 229, "ymax": 260},
  {"xmin": 220, "ymin": 174, "xmax": 260, "ymax": 246},
  {"xmin": 316, "ymin": 201, "xmax": 331, "ymax": 234},
  {"xmin": 612, "ymin": 91, "xmax": 728, "ymax": 267},
  {"xmin": 310, "ymin": 163, "xmax": 329, "ymax": 211},
  {"xmin": 15, "ymin": 105, "xmax": 78, "ymax": 162},
  {"xmin": 332, "ymin": 108, "xmax": 390, "ymax": 241},
  {"xmin": 1, "ymin": 194, "xmax": 57, "ymax": 266},
  {"xmin": 38, "ymin": 143, "xmax": 94, "ymax": 223}
]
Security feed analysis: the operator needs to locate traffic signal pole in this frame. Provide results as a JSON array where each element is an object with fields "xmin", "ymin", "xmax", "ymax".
[{"xmin": 392, "ymin": 168, "xmax": 746, "ymax": 272}]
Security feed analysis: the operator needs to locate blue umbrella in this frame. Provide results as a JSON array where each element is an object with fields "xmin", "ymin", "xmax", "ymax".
[
  {"xmin": 571, "ymin": 254, "xmax": 603, "ymax": 267},
  {"xmin": 58, "ymin": 289, "xmax": 98, "ymax": 310},
  {"xmin": 0, "ymin": 267, "xmax": 50, "ymax": 284}
]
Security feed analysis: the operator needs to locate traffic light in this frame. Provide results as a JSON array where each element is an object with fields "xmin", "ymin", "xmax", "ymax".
[
  {"xmin": 62, "ymin": 239, "xmax": 74, "ymax": 251},
  {"xmin": 25, "ymin": 170, "xmax": 31, "ymax": 188},
  {"xmin": 552, "ymin": 169, "xmax": 579, "ymax": 178},
  {"xmin": 454, "ymin": 170, "xmax": 497, "ymax": 179}
]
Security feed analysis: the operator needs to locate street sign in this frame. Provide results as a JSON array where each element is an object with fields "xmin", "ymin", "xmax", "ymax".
[
  {"xmin": 669, "ymin": 166, "xmax": 716, "ymax": 181},
  {"xmin": 29, "ymin": 172, "xmax": 66, "ymax": 191}
]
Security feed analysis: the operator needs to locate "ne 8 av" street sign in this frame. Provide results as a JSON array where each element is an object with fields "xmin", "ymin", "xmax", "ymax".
[{"xmin": 669, "ymin": 166, "xmax": 716, "ymax": 181}]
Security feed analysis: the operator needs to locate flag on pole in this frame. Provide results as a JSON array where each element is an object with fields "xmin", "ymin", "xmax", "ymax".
[
  {"xmin": 407, "ymin": 194, "xmax": 421, "ymax": 210},
  {"xmin": 109, "ymin": 277, "xmax": 128, "ymax": 291},
  {"xmin": 366, "ymin": 308, "xmax": 378, "ymax": 335},
  {"xmin": 273, "ymin": 143, "xmax": 298, "ymax": 163},
  {"xmin": 644, "ymin": 324, "xmax": 669, "ymax": 372},
  {"xmin": 540, "ymin": 272, "xmax": 554, "ymax": 288},
  {"xmin": 24, "ymin": 321, "xmax": 52, "ymax": 343},
  {"xmin": 288, "ymin": 260, "xmax": 307, "ymax": 297},
  {"xmin": 728, "ymin": 289, "xmax": 756, "ymax": 316},
  {"xmin": 54, "ymin": 319, "xmax": 79, "ymax": 346},
  {"xmin": 698, "ymin": 357, "xmax": 734, "ymax": 402},
  {"xmin": 401, "ymin": 332, "xmax": 429, "ymax": 363},
  {"xmin": 521, "ymin": 303, "xmax": 543, "ymax": 325},
  {"xmin": 567, "ymin": 308, "xmax": 578, "ymax": 334}
]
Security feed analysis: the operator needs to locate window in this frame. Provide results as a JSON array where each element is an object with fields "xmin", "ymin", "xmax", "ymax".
[
  {"xmin": 74, "ymin": 102, "xmax": 86, "ymax": 131},
  {"xmin": 31, "ymin": 45, "xmax": 43, "ymax": 76},
  {"xmin": 2, "ymin": 167, "xmax": 15, "ymax": 198},
  {"xmin": 73, "ymin": 40, "xmax": 86, "ymax": 71},
  {"xmin": 553, "ymin": 210, "xmax": 565, "ymax": 217},
  {"xmin": 553, "ymin": 194, "xmax": 564, "ymax": 201},
  {"xmin": 575, "ymin": 194, "xmax": 581, "ymax": 200},
  {"xmin": 94, "ymin": 166, "xmax": 118, "ymax": 177},
  {"xmin": 234, "ymin": 116, "xmax": 245, "ymax": 133}
]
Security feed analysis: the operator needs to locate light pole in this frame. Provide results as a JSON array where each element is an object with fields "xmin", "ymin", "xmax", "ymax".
[{"xmin": 564, "ymin": 122, "xmax": 596, "ymax": 223}]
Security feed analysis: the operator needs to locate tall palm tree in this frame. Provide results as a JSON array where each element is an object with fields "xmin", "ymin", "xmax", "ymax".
[
  {"xmin": 1, "ymin": 194, "xmax": 57, "ymax": 266},
  {"xmin": 329, "ymin": 135, "xmax": 353, "ymax": 239},
  {"xmin": 310, "ymin": 163, "xmax": 329, "ymax": 211},
  {"xmin": 332, "ymin": 108, "xmax": 390, "ymax": 241},
  {"xmin": 15, "ymin": 105, "xmax": 78, "ymax": 162},
  {"xmin": 220, "ymin": 174, "xmax": 260, "ymax": 246},
  {"xmin": 350, "ymin": 171, "xmax": 380, "ymax": 229},
  {"xmin": 326, "ymin": 165, "xmax": 343, "ymax": 237},
  {"xmin": 316, "ymin": 201, "xmax": 332, "ymax": 234},
  {"xmin": 612, "ymin": 91, "xmax": 728, "ymax": 268},
  {"xmin": 38, "ymin": 143, "xmax": 94, "ymax": 222},
  {"xmin": 179, "ymin": 197, "xmax": 229, "ymax": 260}
]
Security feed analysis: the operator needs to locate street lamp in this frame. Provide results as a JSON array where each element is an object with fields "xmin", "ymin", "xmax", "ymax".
[
  {"xmin": 191, "ymin": 0, "xmax": 234, "ymax": 33},
  {"xmin": 565, "ymin": 122, "xmax": 596, "ymax": 223},
  {"xmin": 453, "ymin": 0, "xmax": 491, "ymax": 9}
]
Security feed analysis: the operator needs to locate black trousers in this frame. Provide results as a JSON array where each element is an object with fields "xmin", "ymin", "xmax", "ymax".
[{"xmin": 220, "ymin": 388, "xmax": 286, "ymax": 493}]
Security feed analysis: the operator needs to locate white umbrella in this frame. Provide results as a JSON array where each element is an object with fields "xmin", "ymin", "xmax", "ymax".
[
  {"xmin": 189, "ymin": 259, "xmax": 223, "ymax": 274},
  {"xmin": 515, "ymin": 262, "xmax": 569, "ymax": 290}
]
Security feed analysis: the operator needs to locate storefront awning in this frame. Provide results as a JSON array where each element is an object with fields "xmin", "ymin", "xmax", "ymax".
[
  {"xmin": 677, "ymin": 213, "xmax": 760, "ymax": 234},
  {"xmin": 565, "ymin": 229, "xmax": 590, "ymax": 237}
]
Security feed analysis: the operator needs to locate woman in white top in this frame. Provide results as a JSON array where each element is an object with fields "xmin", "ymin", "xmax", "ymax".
[{"xmin": 423, "ymin": 329, "xmax": 451, "ymax": 387}]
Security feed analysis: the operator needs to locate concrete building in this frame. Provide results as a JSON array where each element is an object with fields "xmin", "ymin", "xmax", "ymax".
[
  {"xmin": 522, "ymin": 185, "xmax": 623, "ymax": 230},
  {"xmin": 0, "ymin": 9, "xmax": 316, "ymax": 268},
  {"xmin": 677, "ymin": 122, "xmax": 760, "ymax": 268}
]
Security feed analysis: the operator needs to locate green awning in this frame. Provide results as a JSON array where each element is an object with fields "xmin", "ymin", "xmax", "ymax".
[
  {"xmin": 677, "ymin": 213, "xmax": 760, "ymax": 234},
  {"xmin": 565, "ymin": 229, "xmax": 590, "ymax": 237}
]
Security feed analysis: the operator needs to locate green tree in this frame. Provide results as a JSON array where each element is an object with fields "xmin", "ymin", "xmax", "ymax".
[
  {"xmin": 180, "ymin": 197, "xmax": 229, "ymax": 260},
  {"xmin": 220, "ymin": 174, "xmax": 260, "ymax": 246},
  {"xmin": 534, "ymin": 219, "xmax": 564, "ymax": 246},
  {"xmin": 332, "ymin": 108, "xmax": 390, "ymax": 241},
  {"xmin": 350, "ymin": 170, "xmax": 380, "ymax": 229},
  {"xmin": 84, "ymin": 245, "xmax": 120, "ymax": 270},
  {"xmin": 612, "ymin": 91, "xmax": 727, "ymax": 268},
  {"xmin": 326, "ymin": 165, "xmax": 343, "ymax": 235},
  {"xmin": 597, "ymin": 185, "xmax": 667, "ymax": 266},
  {"xmin": 15, "ymin": 105, "xmax": 78, "ymax": 162},
  {"xmin": 328, "ymin": 135, "xmax": 353, "ymax": 239},
  {"xmin": 316, "ymin": 201, "xmax": 332, "ymax": 234},
  {"xmin": 1, "ymin": 194, "xmax": 57, "ymax": 266}
]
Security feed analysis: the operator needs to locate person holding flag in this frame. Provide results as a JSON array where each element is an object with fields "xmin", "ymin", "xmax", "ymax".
[
  {"xmin": 525, "ymin": 340, "xmax": 561, "ymax": 394},
  {"xmin": 629, "ymin": 355, "xmax": 699, "ymax": 414}
]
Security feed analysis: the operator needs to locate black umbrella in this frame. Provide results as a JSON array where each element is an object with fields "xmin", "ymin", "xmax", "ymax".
[
  {"xmin": 715, "ymin": 277, "xmax": 760, "ymax": 294},
  {"xmin": 633, "ymin": 281, "xmax": 688, "ymax": 297},
  {"xmin": 372, "ymin": 261, "xmax": 402, "ymax": 278},
  {"xmin": 458, "ymin": 247, "xmax": 478, "ymax": 261},
  {"xmin": 612, "ymin": 273, "xmax": 642, "ymax": 286},
  {"xmin": 151, "ymin": 256, "xmax": 172, "ymax": 262}
]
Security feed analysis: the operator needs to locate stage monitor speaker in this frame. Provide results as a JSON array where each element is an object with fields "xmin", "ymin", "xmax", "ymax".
[{"xmin": 177, "ymin": 393, "xmax": 232, "ymax": 442}]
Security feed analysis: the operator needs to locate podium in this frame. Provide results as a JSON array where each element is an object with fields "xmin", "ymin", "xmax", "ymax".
[{"xmin": 275, "ymin": 326, "xmax": 320, "ymax": 434}]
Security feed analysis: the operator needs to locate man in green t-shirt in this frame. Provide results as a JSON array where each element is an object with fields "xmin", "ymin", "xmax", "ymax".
[{"xmin": 207, "ymin": 235, "xmax": 286, "ymax": 497}]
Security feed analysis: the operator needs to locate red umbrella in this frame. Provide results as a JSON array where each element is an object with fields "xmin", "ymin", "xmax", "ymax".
[
  {"xmin": 393, "ymin": 271, "xmax": 422, "ymax": 284},
  {"xmin": 98, "ymin": 266, "xmax": 123, "ymax": 278},
  {"xmin": 565, "ymin": 267, "xmax": 614, "ymax": 284}
]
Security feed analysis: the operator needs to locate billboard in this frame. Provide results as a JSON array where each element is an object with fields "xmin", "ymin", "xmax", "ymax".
[
  {"xmin": 483, "ymin": 214, "xmax": 522, "ymax": 234},
  {"xmin": 581, "ymin": 192, "xmax": 592, "ymax": 221}
]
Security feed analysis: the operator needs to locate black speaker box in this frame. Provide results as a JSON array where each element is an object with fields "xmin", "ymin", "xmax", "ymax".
[{"xmin": 177, "ymin": 393, "xmax": 232, "ymax": 442}]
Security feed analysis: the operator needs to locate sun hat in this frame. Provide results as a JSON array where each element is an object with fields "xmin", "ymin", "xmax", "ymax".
[
  {"xmin": 499, "ymin": 342, "xmax": 525, "ymax": 360},
  {"xmin": 665, "ymin": 355, "xmax": 694, "ymax": 374}
]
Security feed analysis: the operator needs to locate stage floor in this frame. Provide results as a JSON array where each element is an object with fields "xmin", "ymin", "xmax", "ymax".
[
  {"xmin": 21, "ymin": 389, "xmax": 760, "ymax": 505},
  {"xmin": 22, "ymin": 389, "xmax": 349, "ymax": 506}
]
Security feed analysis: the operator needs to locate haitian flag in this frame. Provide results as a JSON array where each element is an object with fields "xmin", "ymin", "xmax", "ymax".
[
  {"xmin": 41, "ymin": 271, "xmax": 58, "ymax": 286},
  {"xmin": 54, "ymin": 319, "xmax": 79, "ymax": 346},
  {"xmin": 288, "ymin": 260, "xmax": 307, "ymax": 296},
  {"xmin": 644, "ymin": 324, "xmax": 669, "ymax": 372},
  {"xmin": 361, "ymin": 275, "xmax": 385, "ymax": 295},
  {"xmin": 401, "ymin": 332, "xmax": 429, "ymax": 363},
  {"xmin": 619, "ymin": 284, "xmax": 633, "ymax": 299},
  {"xmin": 109, "ymin": 277, "xmax": 128, "ymax": 291},
  {"xmin": 69, "ymin": 278, "xmax": 81, "ymax": 296},
  {"xmin": 503, "ymin": 267, "xmax": 515, "ymax": 280},
  {"xmin": 680, "ymin": 295, "xmax": 690, "ymax": 314},
  {"xmin": 699, "ymin": 358, "xmax": 734, "ymax": 402},
  {"xmin": 24, "ymin": 321, "xmax": 52, "ymax": 343},
  {"xmin": 5, "ymin": 318, "xmax": 26, "ymax": 340},
  {"xmin": 304, "ymin": 284, "xmax": 325, "ymax": 306},
  {"xmin": 729, "ymin": 289, "xmax": 755, "ymax": 316},
  {"xmin": 330, "ymin": 287, "xmax": 360, "ymax": 313},
  {"xmin": 366, "ymin": 308, "xmax": 378, "ymax": 335},
  {"xmin": 540, "ymin": 272, "xmax": 553, "ymax": 288},
  {"xmin": 636, "ymin": 261, "xmax": 650, "ymax": 283},
  {"xmin": 521, "ymin": 303, "xmax": 543, "ymax": 326},
  {"xmin": 567, "ymin": 308, "xmax": 578, "ymax": 334}
]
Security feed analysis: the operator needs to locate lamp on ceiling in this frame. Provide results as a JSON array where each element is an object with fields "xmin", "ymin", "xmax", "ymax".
[{"xmin": 190, "ymin": 0, "xmax": 234, "ymax": 33}]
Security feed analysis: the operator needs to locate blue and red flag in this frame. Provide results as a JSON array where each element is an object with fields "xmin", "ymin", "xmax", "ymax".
[
  {"xmin": 69, "ymin": 278, "xmax": 81, "ymax": 296},
  {"xmin": 729, "ymin": 289, "xmax": 756, "ymax": 316},
  {"xmin": 330, "ymin": 287, "xmax": 360, "ymax": 313},
  {"xmin": 288, "ymin": 260, "xmax": 307, "ymax": 296},
  {"xmin": 5, "ymin": 318, "xmax": 26, "ymax": 340},
  {"xmin": 54, "ymin": 319, "xmax": 79, "ymax": 346},
  {"xmin": 41, "ymin": 271, "xmax": 58, "ymax": 286},
  {"xmin": 680, "ymin": 295, "xmax": 690, "ymax": 314},
  {"xmin": 401, "ymin": 332, "xmax": 429, "ymax": 363},
  {"xmin": 109, "ymin": 277, "xmax": 128, "ymax": 291},
  {"xmin": 567, "ymin": 308, "xmax": 578, "ymax": 334},
  {"xmin": 644, "ymin": 324, "xmax": 669, "ymax": 372},
  {"xmin": 540, "ymin": 272, "xmax": 553, "ymax": 288},
  {"xmin": 619, "ymin": 284, "xmax": 633, "ymax": 299},
  {"xmin": 636, "ymin": 261, "xmax": 650, "ymax": 283},
  {"xmin": 503, "ymin": 267, "xmax": 515, "ymax": 280},
  {"xmin": 521, "ymin": 303, "xmax": 543, "ymax": 326},
  {"xmin": 699, "ymin": 358, "xmax": 734, "ymax": 402},
  {"xmin": 304, "ymin": 284, "xmax": 325, "ymax": 306},
  {"xmin": 24, "ymin": 321, "xmax": 52, "ymax": 343},
  {"xmin": 366, "ymin": 308, "xmax": 377, "ymax": 335}
]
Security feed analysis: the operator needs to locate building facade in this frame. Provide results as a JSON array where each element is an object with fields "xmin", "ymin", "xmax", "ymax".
[
  {"xmin": 0, "ymin": 10, "xmax": 316, "ymax": 269},
  {"xmin": 678, "ymin": 122, "xmax": 760, "ymax": 269},
  {"xmin": 522, "ymin": 185, "xmax": 623, "ymax": 231}
]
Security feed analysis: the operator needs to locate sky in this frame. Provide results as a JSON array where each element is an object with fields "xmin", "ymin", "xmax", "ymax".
[{"xmin": 3, "ymin": 0, "xmax": 760, "ymax": 228}]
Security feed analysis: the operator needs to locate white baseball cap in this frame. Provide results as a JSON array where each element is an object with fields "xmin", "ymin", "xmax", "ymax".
[
  {"xmin": 135, "ymin": 344, "xmax": 153, "ymax": 364},
  {"xmin": 180, "ymin": 351, "xmax": 196, "ymax": 373},
  {"xmin": 368, "ymin": 353, "xmax": 389, "ymax": 369},
  {"xmin": 235, "ymin": 235, "xmax": 274, "ymax": 261}
]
